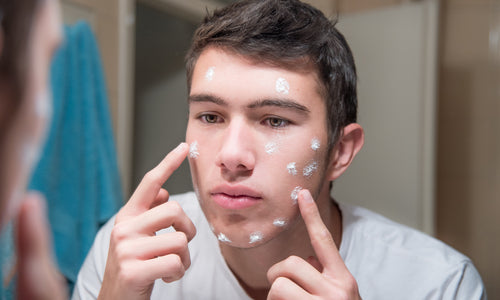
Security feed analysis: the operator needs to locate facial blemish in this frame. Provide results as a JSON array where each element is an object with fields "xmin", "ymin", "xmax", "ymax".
[
  {"xmin": 249, "ymin": 232, "xmax": 263, "ymax": 244},
  {"xmin": 189, "ymin": 141, "xmax": 199, "ymax": 159},
  {"xmin": 217, "ymin": 232, "xmax": 232, "ymax": 243},
  {"xmin": 275, "ymin": 77, "xmax": 290, "ymax": 95},
  {"xmin": 291, "ymin": 186, "xmax": 302, "ymax": 204},
  {"xmin": 265, "ymin": 141, "xmax": 278, "ymax": 154},
  {"xmin": 311, "ymin": 138, "xmax": 320, "ymax": 151},
  {"xmin": 273, "ymin": 218, "xmax": 287, "ymax": 227},
  {"xmin": 303, "ymin": 161, "xmax": 318, "ymax": 178},
  {"xmin": 287, "ymin": 162, "xmax": 297, "ymax": 175},
  {"xmin": 205, "ymin": 66, "xmax": 215, "ymax": 81}
]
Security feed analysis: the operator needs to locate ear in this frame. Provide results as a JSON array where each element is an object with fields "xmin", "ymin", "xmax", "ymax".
[{"xmin": 326, "ymin": 123, "xmax": 364, "ymax": 181}]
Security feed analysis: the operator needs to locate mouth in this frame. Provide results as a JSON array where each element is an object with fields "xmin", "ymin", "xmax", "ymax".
[{"xmin": 210, "ymin": 185, "xmax": 263, "ymax": 210}]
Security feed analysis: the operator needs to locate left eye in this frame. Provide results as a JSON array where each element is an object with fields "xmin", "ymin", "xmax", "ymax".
[{"xmin": 265, "ymin": 117, "xmax": 288, "ymax": 128}]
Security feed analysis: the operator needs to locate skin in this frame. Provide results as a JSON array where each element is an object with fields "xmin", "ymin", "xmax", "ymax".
[
  {"xmin": 100, "ymin": 47, "xmax": 364, "ymax": 300},
  {"xmin": 0, "ymin": 0, "xmax": 65, "ymax": 299}
]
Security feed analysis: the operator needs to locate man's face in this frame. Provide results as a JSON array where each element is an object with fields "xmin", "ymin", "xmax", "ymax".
[{"xmin": 186, "ymin": 47, "xmax": 332, "ymax": 248}]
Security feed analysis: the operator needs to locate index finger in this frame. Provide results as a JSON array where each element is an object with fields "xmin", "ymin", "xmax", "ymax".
[
  {"xmin": 298, "ymin": 189, "xmax": 348, "ymax": 276},
  {"xmin": 125, "ymin": 143, "xmax": 189, "ymax": 215}
]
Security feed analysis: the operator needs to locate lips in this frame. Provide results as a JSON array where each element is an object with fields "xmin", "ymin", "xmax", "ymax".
[{"xmin": 210, "ymin": 185, "xmax": 263, "ymax": 210}]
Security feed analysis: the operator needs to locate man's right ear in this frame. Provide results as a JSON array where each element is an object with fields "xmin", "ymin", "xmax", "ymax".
[{"xmin": 325, "ymin": 123, "xmax": 365, "ymax": 182}]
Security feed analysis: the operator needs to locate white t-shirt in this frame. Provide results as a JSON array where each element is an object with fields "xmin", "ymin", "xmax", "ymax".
[{"xmin": 72, "ymin": 192, "xmax": 486, "ymax": 299}]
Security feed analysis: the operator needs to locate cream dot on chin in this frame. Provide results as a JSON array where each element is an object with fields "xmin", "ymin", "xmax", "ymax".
[
  {"xmin": 249, "ymin": 232, "xmax": 263, "ymax": 244},
  {"xmin": 217, "ymin": 232, "xmax": 231, "ymax": 243}
]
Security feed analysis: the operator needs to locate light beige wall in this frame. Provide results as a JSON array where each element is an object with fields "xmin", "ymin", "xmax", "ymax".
[
  {"xmin": 437, "ymin": 0, "xmax": 500, "ymax": 298},
  {"xmin": 311, "ymin": 0, "xmax": 500, "ymax": 297}
]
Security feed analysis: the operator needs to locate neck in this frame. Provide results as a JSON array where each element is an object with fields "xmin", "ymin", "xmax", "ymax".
[{"xmin": 219, "ymin": 187, "xmax": 342, "ymax": 299}]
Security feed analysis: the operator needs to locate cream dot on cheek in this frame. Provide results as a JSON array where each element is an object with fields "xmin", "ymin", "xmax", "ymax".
[
  {"xmin": 189, "ymin": 141, "xmax": 200, "ymax": 159},
  {"xmin": 303, "ymin": 161, "xmax": 319, "ymax": 178},
  {"xmin": 291, "ymin": 186, "xmax": 302, "ymax": 204},
  {"xmin": 287, "ymin": 162, "xmax": 297, "ymax": 175},
  {"xmin": 273, "ymin": 218, "xmax": 287, "ymax": 227},
  {"xmin": 311, "ymin": 138, "xmax": 320, "ymax": 151},
  {"xmin": 265, "ymin": 141, "xmax": 278, "ymax": 154}
]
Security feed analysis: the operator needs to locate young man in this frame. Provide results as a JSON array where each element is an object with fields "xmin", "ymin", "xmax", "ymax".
[{"xmin": 73, "ymin": 0, "xmax": 485, "ymax": 299}]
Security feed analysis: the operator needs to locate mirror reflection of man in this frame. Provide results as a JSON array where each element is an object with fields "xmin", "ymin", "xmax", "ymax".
[{"xmin": 73, "ymin": 0, "xmax": 486, "ymax": 299}]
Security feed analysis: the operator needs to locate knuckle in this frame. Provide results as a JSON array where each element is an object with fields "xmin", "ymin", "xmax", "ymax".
[
  {"xmin": 142, "ymin": 171, "xmax": 162, "ymax": 189},
  {"xmin": 167, "ymin": 201, "xmax": 182, "ymax": 215},
  {"xmin": 174, "ymin": 231, "xmax": 189, "ymax": 245},
  {"xmin": 111, "ymin": 223, "xmax": 129, "ymax": 242},
  {"xmin": 268, "ymin": 277, "xmax": 288, "ymax": 300},
  {"xmin": 283, "ymin": 255, "xmax": 301, "ymax": 268}
]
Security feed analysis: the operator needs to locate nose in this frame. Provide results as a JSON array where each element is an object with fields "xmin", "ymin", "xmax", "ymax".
[{"xmin": 215, "ymin": 118, "xmax": 256, "ymax": 175}]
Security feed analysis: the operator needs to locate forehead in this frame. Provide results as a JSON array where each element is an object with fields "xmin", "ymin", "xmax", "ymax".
[{"xmin": 190, "ymin": 47, "xmax": 325, "ymax": 105}]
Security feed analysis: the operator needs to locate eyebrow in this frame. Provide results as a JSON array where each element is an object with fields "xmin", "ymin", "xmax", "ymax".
[{"xmin": 189, "ymin": 94, "xmax": 310, "ymax": 114}]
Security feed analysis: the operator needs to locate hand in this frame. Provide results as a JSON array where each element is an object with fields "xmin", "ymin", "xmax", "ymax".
[
  {"xmin": 98, "ymin": 143, "xmax": 196, "ymax": 300},
  {"xmin": 15, "ymin": 193, "xmax": 67, "ymax": 300},
  {"xmin": 267, "ymin": 189, "xmax": 361, "ymax": 300}
]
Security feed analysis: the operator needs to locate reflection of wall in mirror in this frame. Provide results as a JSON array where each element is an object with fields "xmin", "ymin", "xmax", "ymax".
[{"xmin": 333, "ymin": 0, "xmax": 438, "ymax": 235}]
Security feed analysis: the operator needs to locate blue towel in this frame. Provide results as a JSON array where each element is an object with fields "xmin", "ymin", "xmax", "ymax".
[{"xmin": 28, "ymin": 21, "xmax": 123, "ymax": 289}]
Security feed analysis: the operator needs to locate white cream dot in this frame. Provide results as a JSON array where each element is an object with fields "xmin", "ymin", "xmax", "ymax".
[
  {"xmin": 217, "ymin": 232, "xmax": 231, "ymax": 243},
  {"xmin": 189, "ymin": 141, "xmax": 199, "ymax": 159},
  {"xmin": 291, "ymin": 186, "xmax": 302, "ymax": 204},
  {"xmin": 205, "ymin": 67, "xmax": 215, "ymax": 81},
  {"xmin": 287, "ymin": 162, "xmax": 297, "ymax": 175},
  {"xmin": 311, "ymin": 138, "xmax": 320, "ymax": 151},
  {"xmin": 275, "ymin": 77, "xmax": 290, "ymax": 95},
  {"xmin": 303, "ymin": 161, "xmax": 318, "ymax": 177},
  {"xmin": 249, "ymin": 232, "xmax": 263, "ymax": 244}
]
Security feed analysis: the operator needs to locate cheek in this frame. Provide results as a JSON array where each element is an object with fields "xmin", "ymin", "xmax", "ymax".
[{"xmin": 274, "ymin": 136, "xmax": 326, "ymax": 204}]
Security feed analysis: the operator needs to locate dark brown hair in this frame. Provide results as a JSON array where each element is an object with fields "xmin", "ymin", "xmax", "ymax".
[{"xmin": 185, "ymin": 0, "xmax": 357, "ymax": 149}]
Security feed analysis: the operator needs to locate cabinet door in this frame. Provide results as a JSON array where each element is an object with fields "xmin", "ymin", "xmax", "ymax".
[
  {"xmin": 333, "ymin": 0, "xmax": 439, "ymax": 234},
  {"xmin": 60, "ymin": 0, "xmax": 135, "ymax": 194}
]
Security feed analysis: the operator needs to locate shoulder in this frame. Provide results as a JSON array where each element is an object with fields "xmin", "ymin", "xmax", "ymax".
[{"xmin": 338, "ymin": 202, "xmax": 486, "ymax": 299}]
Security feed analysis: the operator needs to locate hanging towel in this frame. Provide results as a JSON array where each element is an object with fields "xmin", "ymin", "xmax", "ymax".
[{"xmin": 28, "ymin": 21, "xmax": 123, "ymax": 290}]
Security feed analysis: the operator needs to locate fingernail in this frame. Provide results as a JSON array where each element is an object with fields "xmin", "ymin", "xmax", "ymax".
[
  {"xmin": 174, "ymin": 142, "xmax": 188, "ymax": 153},
  {"xmin": 302, "ymin": 190, "xmax": 314, "ymax": 203}
]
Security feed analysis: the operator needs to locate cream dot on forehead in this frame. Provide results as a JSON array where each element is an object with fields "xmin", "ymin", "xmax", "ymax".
[
  {"xmin": 189, "ymin": 141, "xmax": 199, "ymax": 159},
  {"xmin": 311, "ymin": 138, "xmax": 320, "ymax": 151},
  {"xmin": 249, "ymin": 232, "xmax": 263, "ymax": 244},
  {"xmin": 205, "ymin": 66, "xmax": 216, "ymax": 81},
  {"xmin": 275, "ymin": 77, "xmax": 290, "ymax": 95}
]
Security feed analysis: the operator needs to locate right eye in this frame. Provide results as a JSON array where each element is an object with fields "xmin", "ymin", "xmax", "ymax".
[{"xmin": 200, "ymin": 114, "xmax": 221, "ymax": 124}]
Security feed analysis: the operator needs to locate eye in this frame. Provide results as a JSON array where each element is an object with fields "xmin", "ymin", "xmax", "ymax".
[
  {"xmin": 265, "ymin": 117, "xmax": 289, "ymax": 128},
  {"xmin": 200, "ymin": 114, "xmax": 221, "ymax": 124}
]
